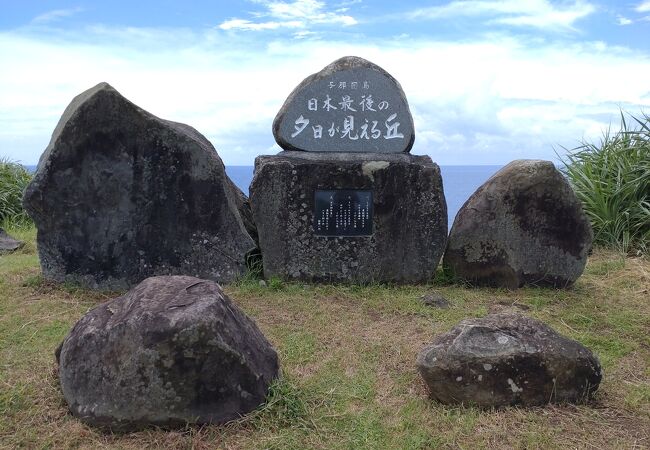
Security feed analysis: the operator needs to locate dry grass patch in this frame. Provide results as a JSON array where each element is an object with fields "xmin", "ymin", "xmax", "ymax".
[{"xmin": 1, "ymin": 227, "xmax": 649, "ymax": 449}]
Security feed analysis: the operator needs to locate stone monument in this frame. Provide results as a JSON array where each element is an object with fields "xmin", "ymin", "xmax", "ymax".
[{"xmin": 250, "ymin": 56, "xmax": 447, "ymax": 283}]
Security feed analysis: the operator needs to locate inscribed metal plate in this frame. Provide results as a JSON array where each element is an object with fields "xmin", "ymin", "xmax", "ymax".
[{"xmin": 313, "ymin": 189, "xmax": 373, "ymax": 236}]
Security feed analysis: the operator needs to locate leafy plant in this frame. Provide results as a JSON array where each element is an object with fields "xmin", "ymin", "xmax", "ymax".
[
  {"xmin": 268, "ymin": 276, "xmax": 285, "ymax": 291},
  {"xmin": 0, "ymin": 158, "xmax": 33, "ymax": 228},
  {"xmin": 560, "ymin": 112, "xmax": 650, "ymax": 255}
]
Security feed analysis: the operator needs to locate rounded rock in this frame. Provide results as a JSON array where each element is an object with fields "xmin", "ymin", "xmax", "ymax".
[
  {"xmin": 57, "ymin": 275, "xmax": 279, "ymax": 430},
  {"xmin": 443, "ymin": 160, "xmax": 593, "ymax": 288}
]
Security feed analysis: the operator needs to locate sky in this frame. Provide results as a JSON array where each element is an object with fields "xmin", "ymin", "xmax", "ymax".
[{"xmin": 1, "ymin": 0, "xmax": 649, "ymax": 166}]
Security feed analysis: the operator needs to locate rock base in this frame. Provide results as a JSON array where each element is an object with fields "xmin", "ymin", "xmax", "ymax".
[{"xmin": 249, "ymin": 151, "xmax": 447, "ymax": 283}]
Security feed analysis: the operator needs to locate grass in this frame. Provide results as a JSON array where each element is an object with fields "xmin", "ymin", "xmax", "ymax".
[
  {"xmin": 1, "ymin": 227, "xmax": 649, "ymax": 449},
  {"xmin": 560, "ymin": 111, "xmax": 650, "ymax": 256},
  {"xmin": 0, "ymin": 158, "xmax": 33, "ymax": 229}
]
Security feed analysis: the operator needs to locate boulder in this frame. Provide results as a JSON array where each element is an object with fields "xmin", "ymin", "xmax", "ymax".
[
  {"xmin": 416, "ymin": 313, "xmax": 602, "ymax": 407},
  {"xmin": 273, "ymin": 56, "xmax": 415, "ymax": 153},
  {"xmin": 23, "ymin": 83, "xmax": 255, "ymax": 289},
  {"xmin": 249, "ymin": 151, "xmax": 447, "ymax": 283},
  {"xmin": 443, "ymin": 160, "xmax": 592, "ymax": 288},
  {"xmin": 0, "ymin": 228, "xmax": 24, "ymax": 254},
  {"xmin": 57, "ymin": 276, "xmax": 279, "ymax": 430}
]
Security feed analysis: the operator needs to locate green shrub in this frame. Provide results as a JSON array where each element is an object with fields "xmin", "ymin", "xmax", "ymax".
[
  {"xmin": 0, "ymin": 158, "xmax": 33, "ymax": 227},
  {"xmin": 561, "ymin": 112, "xmax": 650, "ymax": 255}
]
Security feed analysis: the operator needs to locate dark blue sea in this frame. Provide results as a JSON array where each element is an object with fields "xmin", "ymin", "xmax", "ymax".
[
  {"xmin": 26, "ymin": 164, "xmax": 501, "ymax": 228},
  {"xmin": 227, "ymin": 165, "xmax": 500, "ymax": 228}
]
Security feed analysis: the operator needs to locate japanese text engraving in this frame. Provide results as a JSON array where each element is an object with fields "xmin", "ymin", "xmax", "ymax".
[{"xmin": 314, "ymin": 190, "xmax": 373, "ymax": 236}]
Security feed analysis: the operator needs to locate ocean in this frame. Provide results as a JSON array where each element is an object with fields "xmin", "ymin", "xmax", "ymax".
[
  {"xmin": 226, "ymin": 165, "xmax": 500, "ymax": 229},
  {"xmin": 26, "ymin": 164, "xmax": 502, "ymax": 229}
]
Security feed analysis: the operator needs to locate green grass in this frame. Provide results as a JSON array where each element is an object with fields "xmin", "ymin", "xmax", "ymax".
[
  {"xmin": 0, "ymin": 158, "xmax": 33, "ymax": 228},
  {"xmin": 1, "ymin": 227, "xmax": 649, "ymax": 449},
  {"xmin": 560, "ymin": 111, "xmax": 650, "ymax": 255}
]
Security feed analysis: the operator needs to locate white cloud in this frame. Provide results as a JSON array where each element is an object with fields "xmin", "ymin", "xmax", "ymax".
[
  {"xmin": 293, "ymin": 30, "xmax": 318, "ymax": 38},
  {"xmin": 219, "ymin": 0, "xmax": 357, "ymax": 31},
  {"xmin": 0, "ymin": 26, "xmax": 649, "ymax": 166},
  {"xmin": 31, "ymin": 7, "xmax": 83, "ymax": 25},
  {"xmin": 219, "ymin": 19, "xmax": 304, "ymax": 31},
  {"xmin": 408, "ymin": 0, "xmax": 595, "ymax": 32},
  {"xmin": 635, "ymin": 1, "xmax": 650, "ymax": 13},
  {"xmin": 617, "ymin": 15, "xmax": 633, "ymax": 25}
]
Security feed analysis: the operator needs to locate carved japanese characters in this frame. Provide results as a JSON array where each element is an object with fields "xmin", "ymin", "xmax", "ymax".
[{"xmin": 273, "ymin": 56, "xmax": 415, "ymax": 153}]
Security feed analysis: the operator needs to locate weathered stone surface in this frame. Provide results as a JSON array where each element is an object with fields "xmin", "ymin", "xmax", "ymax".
[
  {"xmin": 0, "ymin": 228, "xmax": 24, "ymax": 254},
  {"xmin": 57, "ymin": 276, "xmax": 279, "ymax": 430},
  {"xmin": 23, "ymin": 83, "xmax": 255, "ymax": 289},
  {"xmin": 416, "ymin": 313, "xmax": 602, "ymax": 407},
  {"xmin": 273, "ymin": 56, "xmax": 415, "ymax": 153},
  {"xmin": 443, "ymin": 160, "xmax": 592, "ymax": 288},
  {"xmin": 420, "ymin": 292, "xmax": 451, "ymax": 309},
  {"xmin": 249, "ymin": 151, "xmax": 447, "ymax": 283}
]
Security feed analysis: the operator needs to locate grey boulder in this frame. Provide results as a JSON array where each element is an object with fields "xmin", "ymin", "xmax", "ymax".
[
  {"xmin": 57, "ymin": 276, "xmax": 279, "ymax": 430},
  {"xmin": 416, "ymin": 313, "xmax": 602, "ymax": 407},
  {"xmin": 23, "ymin": 82, "xmax": 255, "ymax": 289},
  {"xmin": 0, "ymin": 228, "xmax": 24, "ymax": 254},
  {"xmin": 420, "ymin": 291, "xmax": 451, "ymax": 309},
  {"xmin": 443, "ymin": 160, "xmax": 592, "ymax": 288}
]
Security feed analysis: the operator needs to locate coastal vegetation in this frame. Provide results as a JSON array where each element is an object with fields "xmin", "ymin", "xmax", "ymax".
[
  {"xmin": 562, "ymin": 111, "xmax": 650, "ymax": 256},
  {"xmin": 0, "ymin": 157, "xmax": 32, "ymax": 228}
]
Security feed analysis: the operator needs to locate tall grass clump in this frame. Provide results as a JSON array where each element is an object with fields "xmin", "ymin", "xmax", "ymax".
[
  {"xmin": 0, "ymin": 157, "xmax": 33, "ymax": 228},
  {"xmin": 561, "ymin": 112, "xmax": 650, "ymax": 255}
]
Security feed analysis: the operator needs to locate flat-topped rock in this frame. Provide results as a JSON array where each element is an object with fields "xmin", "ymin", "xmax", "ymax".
[
  {"xmin": 273, "ymin": 56, "xmax": 415, "ymax": 153},
  {"xmin": 249, "ymin": 151, "xmax": 447, "ymax": 283},
  {"xmin": 23, "ymin": 82, "xmax": 255, "ymax": 289},
  {"xmin": 416, "ymin": 313, "xmax": 602, "ymax": 407}
]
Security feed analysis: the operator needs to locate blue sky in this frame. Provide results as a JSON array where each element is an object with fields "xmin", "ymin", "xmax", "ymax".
[{"xmin": 1, "ymin": 0, "xmax": 649, "ymax": 165}]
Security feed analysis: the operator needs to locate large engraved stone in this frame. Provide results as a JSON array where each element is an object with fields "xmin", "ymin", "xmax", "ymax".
[
  {"xmin": 273, "ymin": 56, "xmax": 415, "ymax": 153},
  {"xmin": 249, "ymin": 151, "xmax": 447, "ymax": 283},
  {"xmin": 443, "ymin": 160, "xmax": 592, "ymax": 288},
  {"xmin": 23, "ymin": 83, "xmax": 256, "ymax": 289}
]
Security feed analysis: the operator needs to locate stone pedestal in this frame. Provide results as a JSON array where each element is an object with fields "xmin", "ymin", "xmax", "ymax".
[{"xmin": 250, "ymin": 151, "xmax": 447, "ymax": 283}]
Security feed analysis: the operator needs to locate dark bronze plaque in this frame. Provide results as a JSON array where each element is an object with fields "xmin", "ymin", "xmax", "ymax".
[{"xmin": 313, "ymin": 189, "xmax": 373, "ymax": 236}]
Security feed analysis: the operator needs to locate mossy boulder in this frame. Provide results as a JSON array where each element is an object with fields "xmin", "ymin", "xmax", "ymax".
[{"xmin": 444, "ymin": 160, "xmax": 592, "ymax": 288}]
